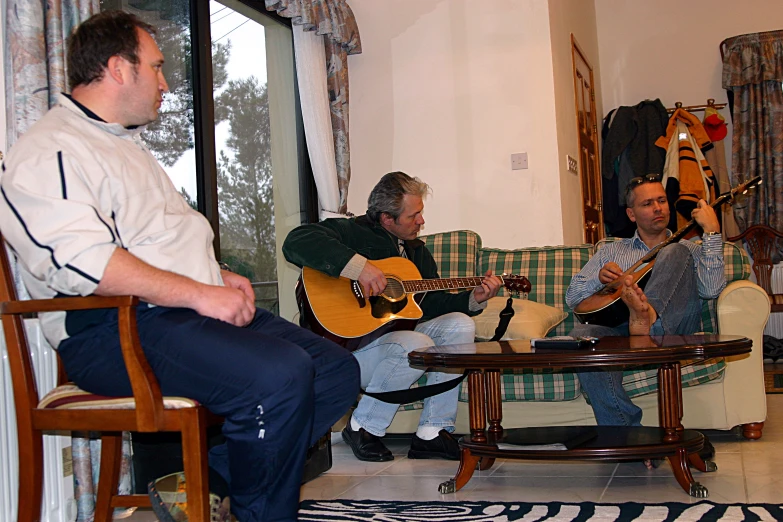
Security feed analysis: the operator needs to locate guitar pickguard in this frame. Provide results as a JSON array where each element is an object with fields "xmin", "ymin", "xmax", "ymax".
[{"xmin": 369, "ymin": 294, "xmax": 409, "ymax": 318}]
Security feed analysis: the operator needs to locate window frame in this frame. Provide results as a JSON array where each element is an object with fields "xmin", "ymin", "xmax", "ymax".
[{"xmin": 188, "ymin": 0, "xmax": 318, "ymax": 256}]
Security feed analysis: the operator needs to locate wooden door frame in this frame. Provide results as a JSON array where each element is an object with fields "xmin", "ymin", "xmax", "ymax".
[{"xmin": 570, "ymin": 34, "xmax": 604, "ymax": 242}]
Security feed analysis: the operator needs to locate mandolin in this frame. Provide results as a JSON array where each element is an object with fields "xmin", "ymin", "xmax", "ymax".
[
  {"xmin": 295, "ymin": 256, "xmax": 531, "ymax": 351},
  {"xmin": 573, "ymin": 176, "xmax": 762, "ymax": 327}
]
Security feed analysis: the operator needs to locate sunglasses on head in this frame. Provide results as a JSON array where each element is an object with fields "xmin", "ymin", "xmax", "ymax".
[{"xmin": 628, "ymin": 174, "xmax": 662, "ymax": 186}]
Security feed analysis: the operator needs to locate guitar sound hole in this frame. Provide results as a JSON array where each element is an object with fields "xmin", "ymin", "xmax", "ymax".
[{"xmin": 383, "ymin": 278, "xmax": 404, "ymax": 299}]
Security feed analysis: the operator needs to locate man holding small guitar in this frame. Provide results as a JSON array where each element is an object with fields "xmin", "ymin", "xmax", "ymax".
[
  {"xmin": 565, "ymin": 174, "xmax": 725, "ymax": 456},
  {"xmin": 283, "ymin": 172, "xmax": 502, "ymax": 462}
]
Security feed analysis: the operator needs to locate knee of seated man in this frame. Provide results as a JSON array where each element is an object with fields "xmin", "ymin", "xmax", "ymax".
[
  {"xmin": 393, "ymin": 330, "xmax": 436, "ymax": 354},
  {"xmin": 657, "ymin": 242, "xmax": 691, "ymax": 264},
  {"xmin": 443, "ymin": 312, "xmax": 476, "ymax": 334},
  {"xmin": 261, "ymin": 351, "xmax": 315, "ymax": 399}
]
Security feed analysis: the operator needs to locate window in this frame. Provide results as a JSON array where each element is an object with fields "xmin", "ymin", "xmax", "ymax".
[{"xmin": 99, "ymin": 0, "xmax": 312, "ymax": 316}]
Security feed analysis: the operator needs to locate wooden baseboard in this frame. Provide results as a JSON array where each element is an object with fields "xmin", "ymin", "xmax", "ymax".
[{"xmin": 764, "ymin": 362, "xmax": 783, "ymax": 393}]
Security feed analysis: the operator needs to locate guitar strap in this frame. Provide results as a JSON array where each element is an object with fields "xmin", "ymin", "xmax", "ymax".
[
  {"xmin": 361, "ymin": 371, "xmax": 468, "ymax": 404},
  {"xmin": 489, "ymin": 296, "xmax": 515, "ymax": 342}
]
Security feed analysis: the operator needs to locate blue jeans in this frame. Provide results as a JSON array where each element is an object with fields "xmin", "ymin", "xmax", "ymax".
[
  {"xmin": 574, "ymin": 243, "xmax": 702, "ymax": 426},
  {"xmin": 351, "ymin": 312, "xmax": 475, "ymax": 436},
  {"xmin": 58, "ymin": 306, "xmax": 359, "ymax": 522}
]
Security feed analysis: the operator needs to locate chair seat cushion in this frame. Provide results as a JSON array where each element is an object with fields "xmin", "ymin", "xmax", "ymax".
[{"xmin": 38, "ymin": 383, "xmax": 198, "ymax": 410}]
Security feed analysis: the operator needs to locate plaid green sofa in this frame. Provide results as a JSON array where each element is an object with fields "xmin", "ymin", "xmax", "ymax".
[{"xmin": 387, "ymin": 230, "xmax": 769, "ymax": 436}]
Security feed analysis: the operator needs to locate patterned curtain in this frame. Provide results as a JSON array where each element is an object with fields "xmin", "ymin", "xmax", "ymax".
[
  {"xmin": 721, "ymin": 30, "xmax": 783, "ymax": 232},
  {"xmin": 4, "ymin": 2, "xmax": 133, "ymax": 521},
  {"xmin": 264, "ymin": 0, "xmax": 362, "ymax": 214}
]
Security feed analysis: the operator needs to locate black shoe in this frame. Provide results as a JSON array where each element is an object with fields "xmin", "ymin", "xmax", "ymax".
[
  {"xmin": 408, "ymin": 430, "xmax": 460, "ymax": 460},
  {"xmin": 699, "ymin": 433, "xmax": 716, "ymax": 461},
  {"xmin": 341, "ymin": 424, "xmax": 393, "ymax": 462}
]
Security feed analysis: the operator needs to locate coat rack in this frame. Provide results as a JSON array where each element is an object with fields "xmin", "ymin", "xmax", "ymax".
[{"xmin": 666, "ymin": 98, "xmax": 727, "ymax": 114}]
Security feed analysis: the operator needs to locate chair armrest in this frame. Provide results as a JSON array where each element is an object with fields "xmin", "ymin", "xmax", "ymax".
[
  {"xmin": 1, "ymin": 295, "xmax": 138, "ymax": 314},
  {"xmin": 1, "ymin": 294, "xmax": 165, "ymax": 431},
  {"xmin": 717, "ymin": 280, "xmax": 769, "ymax": 425}
]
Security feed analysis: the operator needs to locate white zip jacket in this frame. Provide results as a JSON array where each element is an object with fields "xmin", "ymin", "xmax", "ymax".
[{"xmin": 0, "ymin": 94, "xmax": 223, "ymax": 347}]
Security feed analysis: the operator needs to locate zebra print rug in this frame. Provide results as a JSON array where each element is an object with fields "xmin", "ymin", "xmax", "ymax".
[{"xmin": 298, "ymin": 499, "xmax": 783, "ymax": 521}]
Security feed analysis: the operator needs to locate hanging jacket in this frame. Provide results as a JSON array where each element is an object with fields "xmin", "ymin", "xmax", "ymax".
[
  {"xmin": 601, "ymin": 99, "xmax": 669, "ymax": 237},
  {"xmin": 655, "ymin": 109, "xmax": 717, "ymax": 230}
]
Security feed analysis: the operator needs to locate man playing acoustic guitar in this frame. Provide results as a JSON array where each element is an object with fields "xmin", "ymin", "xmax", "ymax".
[
  {"xmin": 283, "ymin": 172, "xmax": 502, "ymax": 462},
  {"xmin": 565, "ymin": 174, "xmax": 725, "ymax": 466}
]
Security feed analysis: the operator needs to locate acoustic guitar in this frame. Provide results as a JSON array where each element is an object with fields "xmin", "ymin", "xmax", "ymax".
[
  {"xmin": 573, "ymin": 176, "xmax": 762, "ymax": 327},
  {"xmin": 296, "ymin": 256, "xmax": 531, "ymax": 351}
]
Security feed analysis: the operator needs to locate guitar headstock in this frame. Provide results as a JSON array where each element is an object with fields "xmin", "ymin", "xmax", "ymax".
[
  {"xmin": 502, "ymin": 274, "xmax": 532, "ymax": 295},
  {"xmin": 721, "ymin": 175, "xmax": 762, "ymax": 205}
]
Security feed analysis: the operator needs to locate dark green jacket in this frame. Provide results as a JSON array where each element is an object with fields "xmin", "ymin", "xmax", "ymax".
[{"xmin": 282, "ymin": 215, "xmax": 481, "ymax": 322}]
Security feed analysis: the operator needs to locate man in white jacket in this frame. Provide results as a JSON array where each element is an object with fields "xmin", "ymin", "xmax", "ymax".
[{"xmin": 0, "ymin": 11, "xmax": 358, "ymax": 522}]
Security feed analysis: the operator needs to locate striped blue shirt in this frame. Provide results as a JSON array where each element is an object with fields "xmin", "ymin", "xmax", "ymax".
[{"xmin": 565, "ymin": 231, "xmax": 726, "ymax": 310}]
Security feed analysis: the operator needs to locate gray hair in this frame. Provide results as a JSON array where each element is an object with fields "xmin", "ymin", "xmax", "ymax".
[{"xmin": 366, "ymin": 171, "xmax": 431, "ymax": 223}]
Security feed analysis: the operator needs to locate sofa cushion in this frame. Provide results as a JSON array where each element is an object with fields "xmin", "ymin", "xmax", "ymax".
[
  {"xmin": 420, "ymin": 230, "xmax": 481, "ymax": 280},
  {"xmin": 473, "ymin": 297, "xmax": 567, "ymax": 341},
  {"xmin": 478, "ymin": 244, "xmax": 594, "ymax": 336}
]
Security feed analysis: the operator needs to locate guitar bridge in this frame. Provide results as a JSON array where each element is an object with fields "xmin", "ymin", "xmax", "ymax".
[{"xmin": 351, "ymin": 280, "xmax": 366, "ymax": 308}]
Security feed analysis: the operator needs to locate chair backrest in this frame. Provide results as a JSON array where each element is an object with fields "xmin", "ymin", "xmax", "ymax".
[{"xmin": 728, "ymin": 224, "xmax": 783, "ymax": 295}]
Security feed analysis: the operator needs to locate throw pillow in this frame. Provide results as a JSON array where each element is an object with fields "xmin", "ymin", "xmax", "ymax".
[{"xmin": 473, "ymin": 297, "xmax": 568, "ymax": 341}]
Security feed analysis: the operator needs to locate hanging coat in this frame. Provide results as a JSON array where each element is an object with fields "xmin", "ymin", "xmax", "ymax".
[{"xmin": 655, "ymin": 109, "xmax": 718, "ymax": 230}]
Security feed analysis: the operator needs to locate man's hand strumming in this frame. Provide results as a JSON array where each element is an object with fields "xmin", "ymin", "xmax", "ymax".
[
  {"xmin": 599, "ymin": 262, "xmax": 623, "ymax": 284},
  {"xmin": 358, "ymin": 261, "xmax": 388, "ymax": 298}
]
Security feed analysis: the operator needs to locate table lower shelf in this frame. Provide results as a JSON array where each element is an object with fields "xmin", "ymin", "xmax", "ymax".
[{"xmin": 460, "ymin": 426, "xmax": 704, "ymax": 461}]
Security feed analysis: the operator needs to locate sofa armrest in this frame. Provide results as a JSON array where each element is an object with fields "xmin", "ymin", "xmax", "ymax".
[{"xmin": 716, "ymin": 280, "xmax": 769, "ymax": 427}]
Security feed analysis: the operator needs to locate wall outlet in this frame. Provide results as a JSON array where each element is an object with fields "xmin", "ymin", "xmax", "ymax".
[
  {"xmin": 511, "ymin": 152, "xmax": 528, "ymax": 170},
  {"xmin": 566, "ymin": 154, "xmax": 578, "ymax": 174}
]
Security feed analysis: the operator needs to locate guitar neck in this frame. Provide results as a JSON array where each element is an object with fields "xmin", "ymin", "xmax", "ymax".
[{"xmin": 403, "ymin": 276, "xmax": 500, "ymax": 294}]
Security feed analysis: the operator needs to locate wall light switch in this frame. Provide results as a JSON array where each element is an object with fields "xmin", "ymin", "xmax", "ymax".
[
  {"xmin": 566, "ymin": 155, "xmax": 578, "ymax": 174},
  {"xmin": 511, "ymin": 152, "xmax": 528, "ymax": 170}
]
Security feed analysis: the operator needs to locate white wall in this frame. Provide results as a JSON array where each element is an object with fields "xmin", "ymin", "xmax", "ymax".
[
  {"xmin": 595, "ymin": 0, "xmax": 783, "ymax": 170},
  {"xmin": 548, "ymin": 0, "xmax": 601, "ymax": 246},
  {"xmin": 347, "ymin": 0, "xmax": 565, "ymax": 248}
]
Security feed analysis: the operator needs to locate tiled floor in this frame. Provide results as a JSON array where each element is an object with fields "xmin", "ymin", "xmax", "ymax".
[
  {"xmin": 300, "ymin": 394, "xmax": 783, "ymax": 505},
  {"xmin": 128, "ymin": 394, "xmax": 783, "ymax": 520}
]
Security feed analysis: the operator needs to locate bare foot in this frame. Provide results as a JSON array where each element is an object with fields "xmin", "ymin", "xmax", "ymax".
[{"xmin": 620, "ymin": 276, "xmax": 657, "ymax": 335}]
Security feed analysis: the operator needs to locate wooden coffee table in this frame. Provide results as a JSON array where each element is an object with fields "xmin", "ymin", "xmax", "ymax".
[{"xmin": 408, "ymin": 334, "xmax": 752, "ymax": 498}]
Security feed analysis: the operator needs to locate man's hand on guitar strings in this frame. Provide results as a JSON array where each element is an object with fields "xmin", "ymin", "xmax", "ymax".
[
  {"xmin": 599, "ymin": 262, "xmax": 623, "ymax": 284},
  {"xmin": 358, "ymin": 261, "xmax": 388, "ymax": 297},
  {"xmin": 473, "ymin": 270, "xmax": 502, "ymax": 303},
  {"xmin": 691, "ymin": 199, "xmax": 720, "ymax": 235}
]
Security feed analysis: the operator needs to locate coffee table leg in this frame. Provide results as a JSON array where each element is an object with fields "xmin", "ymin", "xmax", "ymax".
[
  {"xmin": 468, "ymin": 370, "xmax": 487, "ymax": 443},
  {"xmin": 658, "ymin": 363, "xmax": 710, "ymax": 497},
  {"xmin": 668, "ymin": 447, "xmax": 708, "ymax": 498},
  {"xmin": 485, "ymin": 369, "xmax": 503, "ymax": 435},
  {"xmin": 658, "ymin": 363, "xmax": 682, "ymax": 442},
  {"xmin": 438, "ymin": 448, "xmax": 481, "ymax": 494},
  {"xmin": 440, "ymin": 369, "xmax": 488, "ymax": 493},
  {"xmin": 688, "ymin": 452, "xmax": 718, "ymax": 473}
]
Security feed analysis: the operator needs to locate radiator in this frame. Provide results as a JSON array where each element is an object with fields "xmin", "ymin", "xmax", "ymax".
[
  {"xmin": 765, "ymin": 262, "xmax": 783, "ymax": 339},
  {"xmin": 0, "ymin": 319, "xmax": 76, "ymax": 522}
]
